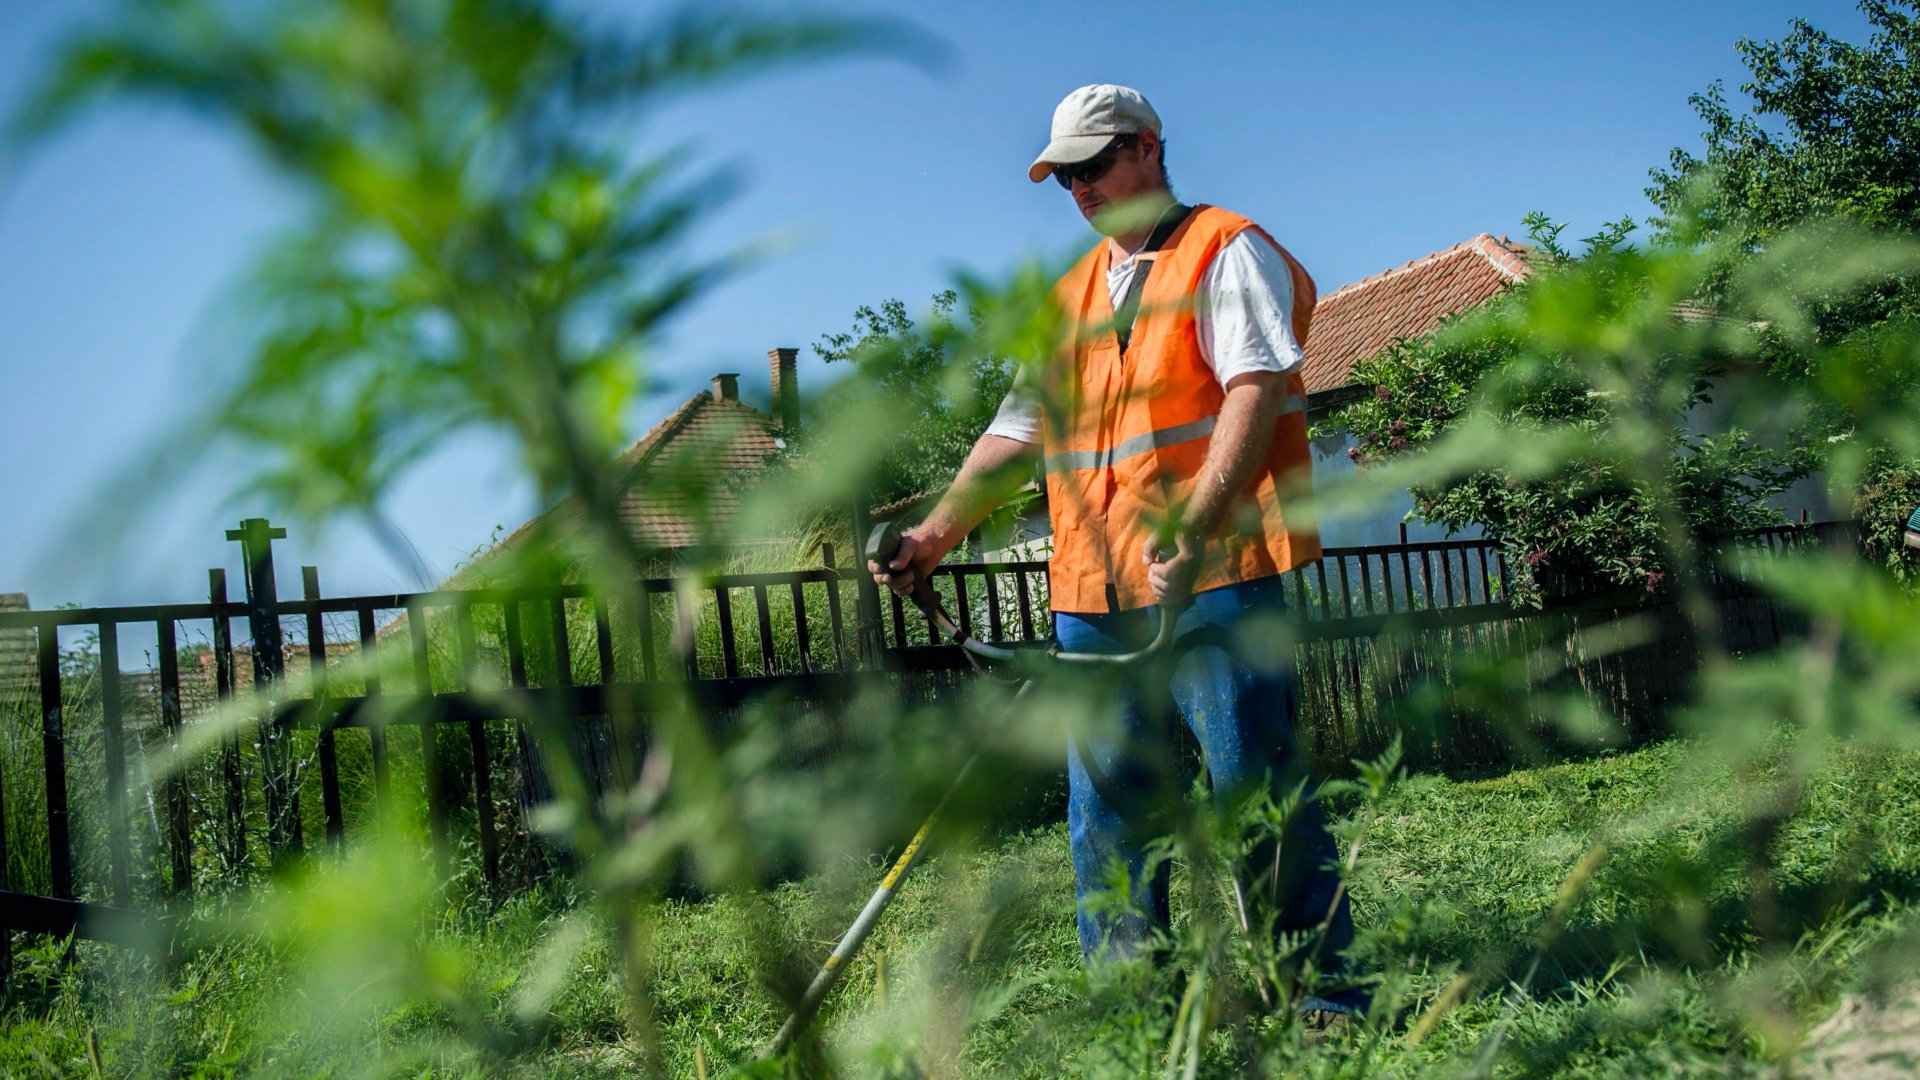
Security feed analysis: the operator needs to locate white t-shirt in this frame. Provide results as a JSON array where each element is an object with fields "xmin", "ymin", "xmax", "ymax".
[{"xmin": 983, "ymin": 230, "xmax": 1306, "ymax": 445}]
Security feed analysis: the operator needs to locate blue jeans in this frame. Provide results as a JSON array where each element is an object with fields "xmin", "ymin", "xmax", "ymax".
[{"xmin": 1059, "ymin": 576, "xmax": 1360, "ymax": 1004}]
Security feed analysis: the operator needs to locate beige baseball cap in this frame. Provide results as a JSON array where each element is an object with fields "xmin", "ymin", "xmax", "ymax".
[{"xmin": 1027, "ymin": 84, "xmax": 1162, "ymax": 183}]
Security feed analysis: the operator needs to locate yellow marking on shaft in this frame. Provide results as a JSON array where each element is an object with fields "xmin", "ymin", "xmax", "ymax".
[{"xmin": 881, "ymin": 819, "xmax": 936, "ymax": 890}]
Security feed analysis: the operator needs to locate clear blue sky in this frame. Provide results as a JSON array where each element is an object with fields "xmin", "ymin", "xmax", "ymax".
[{"xmin": 0, "ymin": 0, "xmax": 1874, "ymax": 608}]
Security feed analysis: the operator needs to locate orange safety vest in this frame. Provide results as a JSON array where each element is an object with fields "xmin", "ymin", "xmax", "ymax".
[{"xmin": 1040, "ymin": 204, "xmax": 1320, "ymax": 613}]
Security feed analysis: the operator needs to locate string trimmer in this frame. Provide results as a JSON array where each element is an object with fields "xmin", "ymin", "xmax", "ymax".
[{"xmin": 759, "ymin": 521, "xmax": 1183, "ymax": 1059}]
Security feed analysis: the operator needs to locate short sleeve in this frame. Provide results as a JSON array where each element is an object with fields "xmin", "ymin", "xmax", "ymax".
[
  {"xmin": 1196, "ymin": 231, "xmax": 1306, "ymax": 385},
  {"xmin": 982, "ymin": 378, "xmax": 1042, "ymax": 444}
]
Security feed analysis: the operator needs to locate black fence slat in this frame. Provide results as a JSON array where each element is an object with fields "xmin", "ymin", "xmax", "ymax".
[
  {"xmin": 821, "ymin": 544, "xmax": 848, "ymax": 670},
  {"xmin": 156, "ymin": 618, "xmax": 191, "ymax": 896},
  {"xmin": 889, "ymin": 590, "xmax": 907, "ymax": 649},
  {"xmin": 1334, "ymin": 557, "xmax": 1365, "ymax": 740},
  {"xmin": 451, "ymin": 601, "xmax": 483, "ymax": 847},
  {"xmin": 1289, "ymin": 565, "xmax": 1310, "ymax": 615},
  {"xmin": 408, "ymin": 601, "xmax": 434, "ymax": 694},
  {"xmin": 500, "ymin": 596, "xmax": 539, "ymax": 819},
  {"xmin": 97, "ymin": 623, "xmax": 133, "ymax": 907},
  {"xmin": 455, "ymin": 596, "xmax": 479, "ymax": 687},
  {"xmin": 211, "ymin": 570, "xmax": 245, "ymax": 872},
  {"xmin": 503, "ymin": 599, "xmax": 529, "ymax": 689},
  {"xmin": 635, "ymin": 583, "xmax": 659, "ymax": 682},
  {"xmin": 37, "ymin": 619, "xmax": 71, "ymax": 900},
  {"xmin": 674, "ymin": 590, "xmax": 699, "ymax": 681},
  {"xmin": 410, "ymin": 600, "xmax": 448, "ymax": 856},
  {"xmin": 1015, "ymin": 571, "xmax": 1036, "ymax": 641},
  {"xmin": 594, "ymin": 600, "xmax": 616, "ymax": 686},
  {"xmin": 921, "ymin": 577, "xmax": 941, "ymax": 642},
  {"xmin": 850, "ymin": 507, "xmax": 886, "ymax": 665},
  {"xmin": 952, "ymin": 572, "xmax": 972, "ymax": 640},
  {"xmin": 789, "ymin": 581, "xmax": 813, "ymax": 675},
  {"xmin": 1322, "ymin": 615, "xmax": 1347, "ymax": 749},
  {"xmin": 752, "ymin": 584, "xmax": 776, "ymax": 676},
  {"xmin": 305, "ymin": 568, "xmax": 345, "ymax": 850},
  {"xmin": 357, "ymin": 605, "xmax": 390, "ymax": 807},
  {"xmin": 468, "ymin": 714, "xmax": 500, "ymax": 887},
  {"xmin": 983, "ymin": 570, "xmax": 1004, "ymax": 642},
  {"xmin": 1398, "ymin": 525, "xmax": 1416, "ymax": 610},
  {"xmin": 714, "ymin": 586, "xmax": 740, "ymax": 679}
]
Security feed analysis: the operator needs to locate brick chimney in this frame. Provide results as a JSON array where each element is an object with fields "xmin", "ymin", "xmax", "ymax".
[
  {"xmin": 710, "ymin": 372, "xmax": 739, "ymax": 402},
  {"xmin": 768, "ymin": 347, "xmax": 799, "ymax": 428}
]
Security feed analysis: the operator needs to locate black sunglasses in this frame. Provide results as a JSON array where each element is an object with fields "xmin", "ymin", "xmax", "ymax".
[{"xmin": 1052, "ymin": 134, "xmax": 1139, "ymax": 190}]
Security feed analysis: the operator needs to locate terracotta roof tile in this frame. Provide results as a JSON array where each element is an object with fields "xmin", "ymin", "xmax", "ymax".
[{"xmin": 1303, "ymin": 234, "xmax": 1530, "ymax": 394}]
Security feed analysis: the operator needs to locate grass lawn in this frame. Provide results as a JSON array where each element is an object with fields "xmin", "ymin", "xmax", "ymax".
[{"xmin": 3, "ymin": 734, "xmax": 1916, "ymax": 1077}]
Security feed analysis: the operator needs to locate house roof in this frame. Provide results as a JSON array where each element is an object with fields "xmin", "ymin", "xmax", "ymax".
[
  {"xmin": 444, "ymin": 388, "xmax": 783, "ymax": 586},
  {"xmin": 1302, "ymin": 233, "xmax": 1530, "ymax": 395}
]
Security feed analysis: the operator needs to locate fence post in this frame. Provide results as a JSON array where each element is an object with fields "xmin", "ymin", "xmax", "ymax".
[
  {"xmin": 851, "ymin": 496, "xmax": 888, "ymax": 668},
  {"xmin": 227, "ymin": 518, "xmax": 300, "ymax": 864}
]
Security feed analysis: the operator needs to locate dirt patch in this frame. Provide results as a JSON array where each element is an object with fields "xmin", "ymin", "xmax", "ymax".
[{"xmin": 1798, "ymin": 989, "xmax": 1920, "ymax": 1079}]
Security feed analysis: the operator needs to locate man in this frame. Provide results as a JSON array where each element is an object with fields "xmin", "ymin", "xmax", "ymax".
[{"xmin": 869, "ymin": 84, "xmax": 1363, "ymax": 1013}]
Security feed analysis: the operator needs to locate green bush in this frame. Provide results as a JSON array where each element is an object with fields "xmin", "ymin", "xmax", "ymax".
[{"xmin": 1320, "ymin": 217, "xmax": 1817, "ymax": 607}]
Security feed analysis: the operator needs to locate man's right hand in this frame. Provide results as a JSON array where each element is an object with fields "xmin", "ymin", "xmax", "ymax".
[{"xmin": 869, "ymin": 525, "xmax": 947, "ymax": 597}]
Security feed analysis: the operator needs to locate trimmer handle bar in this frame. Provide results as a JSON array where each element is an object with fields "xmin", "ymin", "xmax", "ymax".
[{"xmin": 865, "ymin": 520, "xmax": 1182, "ymax": 667}]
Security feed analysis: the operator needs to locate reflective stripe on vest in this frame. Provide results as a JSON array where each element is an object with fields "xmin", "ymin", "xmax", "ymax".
[{"xmin": 1041, "ymin": 394, "xmax": 1306, "ymax": 475}]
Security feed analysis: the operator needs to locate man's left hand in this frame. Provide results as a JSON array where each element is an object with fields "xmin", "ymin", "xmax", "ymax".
[{"xmin": 1143, "ymin": 533, "xmax": 1200, "ymax": 606}]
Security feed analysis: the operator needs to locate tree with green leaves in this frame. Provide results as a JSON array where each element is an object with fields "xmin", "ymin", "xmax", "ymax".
[
  {"xmin": 807, "ymin": 290, "xmax": 1018, "ymax": 510},
  {"xmin": 1324, "ymin": 217, "xmax": 1817, "ymax": 605},
  {"xmin": 1648, "ymin": 0, "xmax": 1920, "ymax": 580},
  {"xmin": 1648, "ymin": 1, "xmax": 1920, "ymax": 253}
]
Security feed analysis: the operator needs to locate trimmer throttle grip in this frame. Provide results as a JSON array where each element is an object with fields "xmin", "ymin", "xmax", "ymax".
[
  {"xmin": 865, "ymin": 520, "xmax": 905, "ymax": 569},
  {"xmin": 865, "ymin": 520, "xmax": 947, "ymax": 628}
]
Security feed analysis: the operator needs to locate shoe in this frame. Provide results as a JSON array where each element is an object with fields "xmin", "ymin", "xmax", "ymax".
[{"xmin": 1298, "ymin": 1006, "xmax": 1352, "ymax": 1045}]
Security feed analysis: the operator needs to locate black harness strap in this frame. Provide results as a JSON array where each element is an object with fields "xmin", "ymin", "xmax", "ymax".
[{"xmin": 1114, "ymin": 202, "xmax": 1194, "ymax": 354}]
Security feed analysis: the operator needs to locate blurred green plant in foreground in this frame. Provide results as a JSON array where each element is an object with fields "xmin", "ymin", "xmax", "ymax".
[{"xmin": 6, "ymin": 0, "xmax": 1920, "ymax": 1077}]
